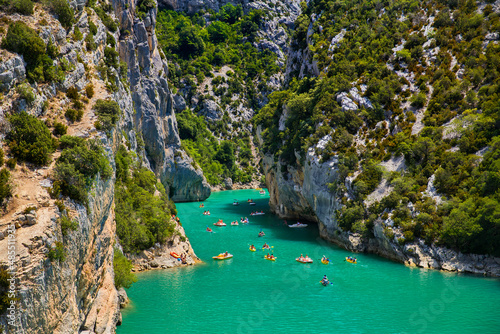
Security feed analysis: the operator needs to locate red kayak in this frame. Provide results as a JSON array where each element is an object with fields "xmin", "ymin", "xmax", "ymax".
[{"xmin": 170, "ymin": 252, "xmax": 180, "ymax": 259}]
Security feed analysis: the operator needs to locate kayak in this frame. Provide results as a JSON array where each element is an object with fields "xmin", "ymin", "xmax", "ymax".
[
  {"xmin": 240, "ymin": 219, "xmax": 249, "ymax": 224},
  {"xmin": 346, "ymin": 257, "xmax": 357, "ymax": 264},
  {"xmin": 320, "ymin": 280, "xmax": 331, "ymax": 286},
  {"xmin": 258, "ymin": 233, "xmax": 265, "ymax": 237},
  {"xmin": 264, "ymin": 255, "xmax": 276, "ymax": 261},
  {"xmin": 249, "ymin": 202, "xmax": 256, "ymax": 206},
  {"xmin": 233, "ymin": 202, "xmax": 239, "ymax": 206},
  {"xmin": 259, "ymin": 190, "xmax": 265, "ymax": 194},
  {"xmin": 214, "ymin": 221, "xmax": 226, "ymax": 226},
  {"xmin": 231, "ymin": 221, "xmax": 239, "ymax": 225},
  {"xmin": 249, "ymin": 247, "xmax": 256, "ymax": 252},
  {"xmin": 206, "ymin": 228, "xmax": 213, "ymax": 232},
  {"xmin": 296, "ymin": 258, "xmax": 313, "ymax": 263},
  {"xmin": 289, "ymin": 222, "xmax": 307, "ymax": 228},
  {"xmin": 250, "ymin": 212, "xmax": 265, "ymax": 216},
  {"xmin": 213, "ymin": 253, "xmax": 233, "ymax": 260},
  {"xmin": 170, "ymin": 252, "xmax": 180, "ymax": 259},
  {"xmin": 262, "ymin": 245, "xmax": 271, "ymax": 250},
  {"xmin": 321, "ymin": 259, "xmax": 329, "ymax": 265}
]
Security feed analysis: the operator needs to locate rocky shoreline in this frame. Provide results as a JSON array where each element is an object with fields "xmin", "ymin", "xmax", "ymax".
[{"xmin": 127, "ymin": 224, "xmax": 200, "ymax": 272}]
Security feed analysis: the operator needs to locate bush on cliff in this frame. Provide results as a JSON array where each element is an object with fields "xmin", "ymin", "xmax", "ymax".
[
  {"xmin": 94, "ymin": 99, "xmax": 121, "ymax": 132},
  {"xmin": 7, "ymin": 112, "xmax": 56, "ymax": 166},
  {"xmin": 52, "ymin": 137, "xmax": 112, "ymax": 205},
  {"xmin": 0, "ymin": 168, "xmax": 12, "ymax": 208},
  {"xmin": 113, "ymin": 249, "xmax": 137, "ymax": 289},
  {"xmin": 115, "ymin": 146, "xmax": 177, "ymax": 253},
  {"xmin": 0, "ymin": 268, "xmax": 16, "ymax": 314}
]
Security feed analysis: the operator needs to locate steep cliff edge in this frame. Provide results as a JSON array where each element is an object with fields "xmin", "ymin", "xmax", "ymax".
[
  {"xmin": 114, "ymin": 0, "xmax": 210, "ymax": 201},
  {"xmin": 0, "ymin": 0, "xmax": 205, "ymax": 332}
]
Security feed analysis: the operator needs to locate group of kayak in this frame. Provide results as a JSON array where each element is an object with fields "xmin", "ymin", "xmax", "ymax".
[{"xmin": 209, "ymin": 217, "xmax": 250, "ymax": 229}]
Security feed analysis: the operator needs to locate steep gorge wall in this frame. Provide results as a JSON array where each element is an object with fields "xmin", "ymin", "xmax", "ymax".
[
  {"xmin": 0, "ymin": 0, "xmax": 208, "ymax": 332},
  {"xmin": 261, "ymin": 122, "xmax": 500, "ymax": 278}
]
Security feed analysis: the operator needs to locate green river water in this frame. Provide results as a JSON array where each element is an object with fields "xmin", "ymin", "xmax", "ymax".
[{"xmin": 117, "ymin": 189, "xmax": 500, "ymax": 334}]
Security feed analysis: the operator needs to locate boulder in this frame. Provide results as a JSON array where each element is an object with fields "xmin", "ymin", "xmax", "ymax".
[
  {"xmin": 172, "ymin": 94, "xmax": 186, "ymax": 112},
  {"xmin": 224, "ymin": 177, "xmax": 233, "ymax": 190},
  {"xmin": 25, "ymin": 214, "xmax": 37, "ymax": 226},
  {"xmin": 198, "ymin": 100, "xmax": 222, "ymax": 121}
]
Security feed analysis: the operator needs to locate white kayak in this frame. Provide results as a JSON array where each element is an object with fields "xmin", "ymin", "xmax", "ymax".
[{"xmin": 289, "ymin": 222, "xmax": 307, "ymax": 228}]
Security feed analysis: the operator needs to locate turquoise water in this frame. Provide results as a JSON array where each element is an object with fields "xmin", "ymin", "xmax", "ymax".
[{"xmin": 117, "ymin": 189, "xmax": 500, "ymax": 334}]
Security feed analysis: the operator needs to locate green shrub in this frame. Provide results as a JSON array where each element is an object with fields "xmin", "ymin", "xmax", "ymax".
[
  {"xmin": 65, "ymin": 108, "xmax": 83, "ymax": 122},
  {"xmin": 53, "ymin": 121, "xmax": 67, "ymax": 136},
  {"xmin": 1, "ymin": 21, "xmax": 44, "ymax": 67},
  {"xmin": 7, "ymin": 112, "xmax": 56, "ymax": 165},
  {"xmin": 113, "ymin": 249, "xmax": 137, "ymax": 289},
  {"xmin": 0, "ymin": 148, "xmax": 3, "ymax": 166},
  {"xmin": 53, "ymin": 138, "xmax": 111, "ymax": 204},
  {"xmin": 0, "ymin": 168, "xmax": 12, "ymax": 207},
  {"xmin": 58, "ymin": 135, "xmax": 84, "ymax": 149},
  {"xmin": 0, "ymin": 268, "xmax": 16, "ymax": 314},
  {"xmin": 12, "ymin": 0, "xmax": 34, "ymax": 15},
  {"xmin": 104, "ymin": 47, "xmax": 119, "ymax": 68},
  {"xmin": 1, "ymin": 21, "xmax": 64, "ymax": 83},
  {"xmin": 55, "ymin": 199, "xmax": 65, "ymax": 212},
  {"xmin": 16, "ymin": 83, "xmax": 35, "ymax": 104},
  {"xmin": 95, "ymin": 6, "xmax": 117, "ymax": 32},
  {"xmin": 94, "ymin": 99, "xmax": 120, "ymax": 131},
  {"xmin": 85, "ymin": 84, "xmax": 94, "ymax": 98},
  {"xmin": 59, "ymin": 214, "xmax": 78, "ymax": 236},
  {"xmin": 106, "ymin": 32, "xmax": 115, "ymax": 47},
  {"xmin": 73, "ymin": 26, "xmax": 83, "ymax": 41},
  {"xmin": 5, "ymin": 158, "xmax": 16, "ymax": 170},
  {"xmin": 48, "ymin": 242, "xmax": 66, "ymax": 262},
  {"xmin": 410, "ymin": 92, "xmax": 427, "ymax": 109},
  {"xmin": 46, "ymin": 39, "xmax": 59, "ymax": 59},
  {"xmin": 88, "ymin": 20, "xmax": 98, "ymax": 35},
  {"xmin": 66, "ymin": 86, "xmax": 79, "ymax": 100},
  {"xmin": 49, "ymin": 0, "xmax": 74, "ymax": 29},
  {"xmin": 85, "ymin": 33, "xmax": 96, "ymax": 51}
]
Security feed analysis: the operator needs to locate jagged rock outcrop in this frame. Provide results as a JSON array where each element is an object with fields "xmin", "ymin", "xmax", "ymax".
[{"xmin": 115, "ymin": 0, "xmax": 210, "ymax": 201}]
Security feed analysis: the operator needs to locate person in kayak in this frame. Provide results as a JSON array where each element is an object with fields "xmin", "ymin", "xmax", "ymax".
[
  {"xmin": 262, "ymin": 242, "xmax": 269, "ymax": 249},
  {"xmin": 250, "ymin": 245, "xmax": 256, "ymax": 251}
]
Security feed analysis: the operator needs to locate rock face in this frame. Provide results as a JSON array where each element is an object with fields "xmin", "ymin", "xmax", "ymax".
[
  {"xmin": 0, "ymin": 132, "xmax": 120, "ymax": 334},
  {"xmin": 0, "ymin": 0, "xmax": 207, "ymax": 332},
  {"xmin": 262, "ymin": 147, "xmax": 500, "ymax": 277},
  {"xmin": 116, "ymin": 0, "xmax": 210, "ymax": 202},
  {"xmin": 0, "ymin": 55, "xmax": 26, "ymax": 92}
]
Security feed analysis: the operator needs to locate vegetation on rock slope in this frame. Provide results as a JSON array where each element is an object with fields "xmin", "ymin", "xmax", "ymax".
[
  {"xmin": 156, "ymin": 6, "xmax": 281, "ymax": 186},
  {"xmin": 255, "ymin": 0, "xmax": 500, "ymax": 256}
]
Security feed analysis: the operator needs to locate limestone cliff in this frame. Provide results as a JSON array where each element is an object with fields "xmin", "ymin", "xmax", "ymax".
[{"xmin": 0, "ymin": 0, "xmax": 206, "ymax": 332}]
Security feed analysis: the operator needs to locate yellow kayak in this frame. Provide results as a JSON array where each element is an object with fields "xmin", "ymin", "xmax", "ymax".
[
  {"xmin": 346, "ymin": 257, "xmax": 357, "ymax": 264},
  {"xmin": 264, "ymin": 255, "xmax": 276, "ymax": 261},
  {"xmin": 321, "ymin": 259, "xmax": 329, "ymax": 265},
  {"xmin": 213, "ymin": 253, "xmax": 233, "ymax": 260},
  {"xmin": 249, "ymin": 247, "xmax": 256, "ymax": 252}
]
